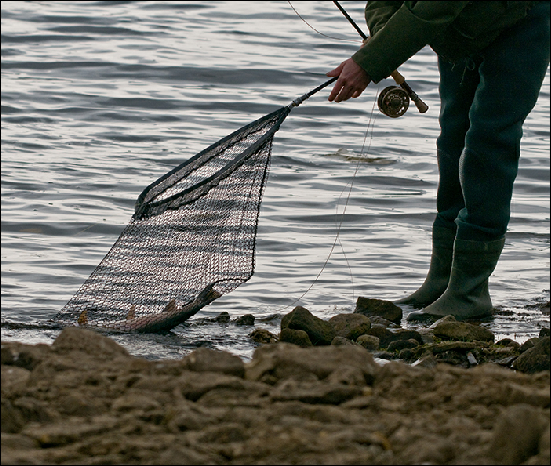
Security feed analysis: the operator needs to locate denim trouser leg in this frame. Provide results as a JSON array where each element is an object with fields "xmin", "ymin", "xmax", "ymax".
[{"xmin": 434, "ymin": 2, "xmax": 550, "ymax": 241}]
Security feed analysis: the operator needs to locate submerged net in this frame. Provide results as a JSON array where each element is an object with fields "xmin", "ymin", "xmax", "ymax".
[{"xmin": 53, "ymin": 77, "xmax": 336, "ymax": 333}]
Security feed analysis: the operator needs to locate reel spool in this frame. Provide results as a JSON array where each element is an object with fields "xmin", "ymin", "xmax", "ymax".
[{"xmin": 378, "ymin": 86, "xmax": 410, "ymax": 118}]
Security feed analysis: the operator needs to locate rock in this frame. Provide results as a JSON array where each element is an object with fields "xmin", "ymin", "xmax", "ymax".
[
  {"xmin": 367, "ymin": 315, "xmax": 399, "ymax": 328},
  {"xmin": 366, "ymin": 324, "xmax": 395, "ymax": 348},
  {"xmin": 390, "ymin": 329, "xmax": 424, "ymax": 345},
  {"xmin": 387, "ymin": 339, "xmax": 419, "ymax": 353},
  {"xmin": 356, "ymin": 334, "xmax": 380, "ymax": 351},
  {"xmin": 488, "ymin": 404, "xmax": 549, "ymax": 464},
  {"xmin": 365, "ymin": 327, "xmax": 423, "ymax": 350},
  {"xmin": 270, "ymin": 379, "xmax": 363, "ymax": 405},
  {"xmin": 280, "ymin": 306, "xmax": 335, "ymax": 346},
  {"xmin": 249, "ymin": 328, "xmax": 278, "ymax": 344},
  {"xmin": 513, "ymin": 337, "xmax": 550, "ymax": 374},
  {"xmin": 521, "ymin": 337, "xmax": 540, "ymax": 352},
  {"xmin": 235, "ymin": 314, "xmax": 255, "ymax": 326},
  {"xmin": 496, "ymin": 338, "xmax": 521, "ymax": 349},
  {"xmin": 430, "ymin": 317, "xmax": 495, "ymax": 342},
  {"xmin": 331, "ymin": 336, "xmax": 355, "ymax": 346},
  {"xmin": 540, "ymin": 327, "xmax": 550, "ymax": 338},
  {"xmin": 51, "ymin": 327, "xmax": 130, "ymax": 360},
  {"xmin": 354, "ymin": 297, "xmax": 402, "ymax": 324},
  {"xmin": 279, "ymin": 328, "xmax": 313, "ymax": 347},
  {"xmin": 245, "ymin": 343, "xmax": 379, "ymax": 386},
  {"xmin": 183, "ymin": 347, "xmax": 245, "ymax": 378},
  {"xmin": 212, "ymin": 312, "xmax": 231, "ymax": 323},
  {"xmin": 1, "ymin": 341, "xmax": 52, "ymax": 371},
  {"xmin": 328, "ymin": 313, "xmax": 371, "ymax": 341}
]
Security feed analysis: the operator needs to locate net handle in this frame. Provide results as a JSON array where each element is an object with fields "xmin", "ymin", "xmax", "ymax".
[{"xmin": 289, "ymin": 77, "xmax": 338, "ymax": 107}]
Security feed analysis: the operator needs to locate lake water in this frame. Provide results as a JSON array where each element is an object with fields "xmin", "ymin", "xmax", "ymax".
[{"xmin": 2, "ymin": 1, "xmax": 549, "ymax": 361}]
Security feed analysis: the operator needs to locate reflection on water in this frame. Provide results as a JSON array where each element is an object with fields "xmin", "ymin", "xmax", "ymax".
[{"xmin": 2, "ymin": 1, "xmax": 549, "ymax": 360}]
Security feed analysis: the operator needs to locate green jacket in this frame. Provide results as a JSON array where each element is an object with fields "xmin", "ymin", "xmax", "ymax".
[{"xmin": 352, "ymin": 1, "xmax": 538, "ymax": 83}]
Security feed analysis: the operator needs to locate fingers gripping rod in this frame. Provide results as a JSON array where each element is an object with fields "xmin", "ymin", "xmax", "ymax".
[{"xmin": 332, "ymin": 0, "xmax": 428, "ymax": 114}]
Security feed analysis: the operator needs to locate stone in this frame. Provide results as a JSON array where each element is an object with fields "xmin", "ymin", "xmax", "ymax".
[
  {"xmin": 430, "ymin": 317, "xmax": 495, "ymax": 342},
  {"xmin": 270, "ymin": 379, "xmax": 363, "ymax": 405},
  {"xmin": 1, "ymin": 341, "xmax": 52, "ymax": 371},
  {"xmin": 331, "ymin": 336, "xmax": 354, "ymax": 346},
  {"xmin": 245, "ymin": 343, "xmax": 379, "ymax": 386},
  {"xmin": 279, "ymin": 328, "xmax": 313, "ymax": 347},
  {"xmin": 539, "ymin": 327, "xmax": 550, "ymax": 338},
  {"xmin": 520, "ymin": 338, "xmax": 540, "ymax": 352},
  {"xmin": 280, "ymin": 306, "xmax": 335, "ymax": 346},
  {"xmin": 356, "ymin": 334, "xmax": 380, "ymax": 351},
  {"xmin": 249, "ymin": 328, "xmax": 278, "ymax": 344},
  {"xmin": 183, "ymin": 347, "xmax": 245, "ymax": 378},
  {"xmin": 354, "ymin": 297, "xmax": 402, "ymax": 324},
  {"xmin": 51, "ymin": 327, "xmax": 130, "ymax": 359},
  {"xmin": 212, "ymin": 312, "xmax": 231, "ymax": 323},
  {"xmin": 496, "ymin": 338, "xmax": 521, "ymax": 348},
  {"xmin": 387, "ymin": 339, "xmax": 419, "ymax": 353},
  {"xmin": 513, "ymin": 337, "xmax": 550, "ymax": 374},
  {"xmin": 366, "ymin": 325, "xmax": 395, "ymax": 348},
  {"xmin": 328, "ymin": 313, "xmax": 371, "ymax": 340},
  {"xmin": 488, "ymin": 404, "xmax": 549, "ymax": 464},
  {"xmin": 235, "ymin": 314, "xmax": 255, "ymax": 326}
]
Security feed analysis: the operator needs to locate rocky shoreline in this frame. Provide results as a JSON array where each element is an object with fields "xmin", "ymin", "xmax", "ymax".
[{"xmin": 2, "ymin": 298, "xmax": 550, "ymax": 465}]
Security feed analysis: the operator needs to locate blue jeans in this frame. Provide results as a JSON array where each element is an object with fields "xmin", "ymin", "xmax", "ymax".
[{"xmin": 434, "ymin": 1, "xmax": 550, "ymax": 241}]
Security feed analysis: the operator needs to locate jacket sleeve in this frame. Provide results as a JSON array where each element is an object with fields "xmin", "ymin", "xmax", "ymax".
[
  {"xmin": 364, "ymin": 1, "xmax": 403, "ymax": 36},
  {"xmin": 353, "ymin": 1, "xmax": 470, "ymax": 83}
]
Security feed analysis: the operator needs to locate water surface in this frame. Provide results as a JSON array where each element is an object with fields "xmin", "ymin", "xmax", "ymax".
[{"xmin": 2, "ymin": 1, "xmax": 549, "ymax": 360}]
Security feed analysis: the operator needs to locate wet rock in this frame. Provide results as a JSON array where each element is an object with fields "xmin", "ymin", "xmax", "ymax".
[
  {"xmin": 235, "ymin": 314, "xmax": 255, "ymax": 326},
  {"xmin": 390, "ymin": 328, "xmax": 424, "ymax": 345},
  {"xmin": 328, "ymin": 313, "xmax": 371, "ymax": 340},
  {"xmin": 488, "ymin": 404, "xmax": 549, "ymax": 464},
  {"xmin": 280, "ymin": 306, "xmax": 335, "ymax": 346},
  {"xmin": 365, "ymin": 324, "xmax": 392, "ymax": 346},
  {"xmin": 387, "ymin": 339, "xmax": 419, "ymax": 353},
  {"xmin": 52, "ymin": 327, "xmax": 130, "ymax": 360},
  {"xmin": 354, "ymin": 297, "xmax": 402, "ymax": 324},
  {"xmin": 183, "ymin": 347, "xmax": 245, "ymax": 378},
  {"xmin": 367, "ymin": 315, "xmax": 398, "ymax": 328},
  {"xmin": 249, "ymin": 328, "xmax": 277, "ymax": 344},
  {"xmin": 279, "ymin": 328, "xmax": 313, "ymax": 347},
  {"xmin": 521, "ymin": 337, "xmax": 540, "ymax": 352},
  {"xmin": 357, "ymin": 334, "xmax": 380, "ymax": 351},
  {"xmin": 331, "ymin": 336, "xmax": 355, "ymax": 346},
  {"xmin": 513, "ymin": 337, "xmax": 550, "ymax": 374},
  {"xmin": 430, "ymin": 317, "xmax": 495, "ymax": 342},
  {"xmin": 212, "ymin": 312, "xmax": 231, "ymax": 323},
  {"xmin": 496, "ymin": 337, "xmax": 521, "ymax": 349},
  {"xmin": 540, "ymin": 327, "xmax": 550, "ymax": 338}
]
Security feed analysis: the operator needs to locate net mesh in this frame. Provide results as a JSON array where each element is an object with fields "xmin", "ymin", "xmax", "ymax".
[{"xmin": 53, "ymin": 106, "xmax": 291, "ymax": 333}]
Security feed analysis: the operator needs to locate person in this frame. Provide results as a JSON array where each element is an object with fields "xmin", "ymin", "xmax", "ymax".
[{"xmin": 326, "ymin": 1, "xmax": 550, "ymax": 321}]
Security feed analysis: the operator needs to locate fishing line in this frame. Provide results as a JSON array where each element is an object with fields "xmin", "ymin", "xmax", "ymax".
[
  {"xmin": 266, "ymin": 2, "xmax": 383, "ymax": 316},
  {"xmin": 287, "ymin": 1, "xmax": 361, "ymax": 43},
  {"xmin": 274, "ymin": 90, "xmax": 380, "ymax": 316}
]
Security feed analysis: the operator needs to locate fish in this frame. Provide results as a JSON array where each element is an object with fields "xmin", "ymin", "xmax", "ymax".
[{"xmin": 76, "ymin": 283, "xmax": 222, "ymax": 333}]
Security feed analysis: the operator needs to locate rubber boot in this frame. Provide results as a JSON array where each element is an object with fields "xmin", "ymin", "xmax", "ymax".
[
  {"xmin": 407, "ymin": 236, "xmax": 505, "ymax": 321},
  {"xmin": 395, "ymin": 226, "xmax": 456, "ymax": 308}
]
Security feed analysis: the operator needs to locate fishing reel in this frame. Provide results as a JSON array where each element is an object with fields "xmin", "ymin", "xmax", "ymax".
[{"xmin": 377, "ymin": 85, "xmax": 410, "ymax": 118}]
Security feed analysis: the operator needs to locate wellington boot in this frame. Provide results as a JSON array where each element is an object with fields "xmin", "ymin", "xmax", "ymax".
[
  {"xmin": 395, "ymin": 226, "xmax": 456, "ymax": 308},
  {"xmin": 407, "ymin": 236, "xmax": 505, "ymax": 321}
]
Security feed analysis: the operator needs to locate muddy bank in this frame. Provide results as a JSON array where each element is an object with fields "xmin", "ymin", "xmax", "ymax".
[{"xmin": 1, "ymin": 301, "xmax": 550, "ymax": 465}]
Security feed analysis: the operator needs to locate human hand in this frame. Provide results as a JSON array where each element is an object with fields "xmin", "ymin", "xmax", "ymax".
[{"xmin": 327, "ymin": 58, "xmax": 371, "ymax": 102}]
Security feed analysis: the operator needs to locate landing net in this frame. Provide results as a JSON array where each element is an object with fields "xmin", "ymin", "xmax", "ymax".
[{"xmin": 53, "ymin": 78, "xmax": 335, "ymax": 333}]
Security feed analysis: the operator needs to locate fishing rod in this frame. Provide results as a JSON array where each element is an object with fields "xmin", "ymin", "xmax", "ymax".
[{"xmin": 333, "ymin": 0, "xmax": 429, "ymax": 117}]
